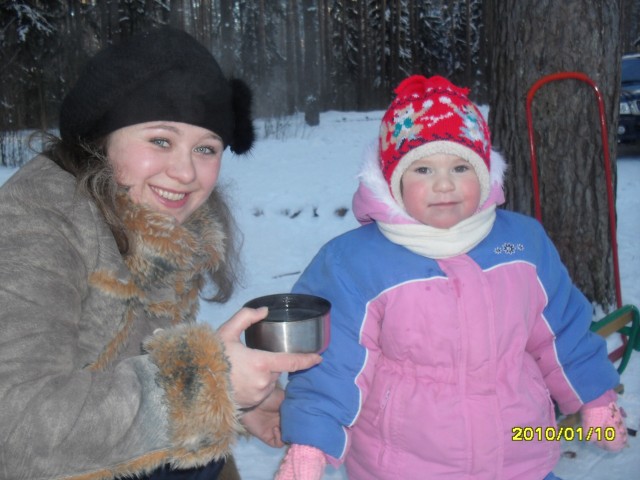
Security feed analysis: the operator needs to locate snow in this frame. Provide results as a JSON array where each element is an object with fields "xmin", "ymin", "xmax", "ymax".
[{"xmin": 2, "ymin": 110, "xmax": 639, "ymax": 479}]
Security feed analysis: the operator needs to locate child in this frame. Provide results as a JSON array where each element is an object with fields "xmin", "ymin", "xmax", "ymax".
[{"xmin": 275, "ymin": 75, "xmax": 627, "ymax": 480}]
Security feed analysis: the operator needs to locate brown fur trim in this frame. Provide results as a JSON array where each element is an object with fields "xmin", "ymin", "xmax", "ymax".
[
  {"xmin": 144, "ymin": 323, "xmax": 241, "ymax": 467},
  {"xmin": 87, "ymin": 271, "xmax": 143, "ymax": 370},
  {"xmin": 117, "ymin": 193, "xmax": 224, "ymax": 275},
  {"xmin": 117, "ymin": 193, "xmax": 225, "ymax": 328},
  {"xmin": 88, "ymin": 271, "xmax": 140, "ymax": 299},
  {"xmin": 87, "ymin": 307, "xmax": 136, "ymax": 372},
  {"xmin": 87, "ymin": 195, "xmax": 227, "ymax": 370}
]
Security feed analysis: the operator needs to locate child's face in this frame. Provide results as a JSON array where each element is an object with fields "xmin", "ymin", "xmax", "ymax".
[
  {"xmin": 401, "ymin": 153, "xmax": 481, "ymax": 229},
  {"xmin": 107, "ymin": 121, "xmax": 224, "ymax": 224}
]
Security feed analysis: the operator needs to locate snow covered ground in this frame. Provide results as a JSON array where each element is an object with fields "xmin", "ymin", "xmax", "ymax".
[{"xmin": 2, "ymin": 110, "xmax": 638, "ymax": 479}]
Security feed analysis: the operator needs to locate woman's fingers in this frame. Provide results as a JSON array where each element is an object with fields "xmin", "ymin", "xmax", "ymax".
[
  {"xmin": 217, "ymin": 306, "xmax": 268, "ymax": 340},
  {"xmin": 264, "ymin": 351, "xmax": 323, "ymax": 374},
  {"xmin": 215, "ymin": 306, "xmax": 322, "ymax": 408}
]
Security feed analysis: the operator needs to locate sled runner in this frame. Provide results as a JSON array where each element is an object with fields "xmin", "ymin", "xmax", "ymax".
[{"xmin": 526, "ymin": 72, "xmax": 639, "ymax": 375}]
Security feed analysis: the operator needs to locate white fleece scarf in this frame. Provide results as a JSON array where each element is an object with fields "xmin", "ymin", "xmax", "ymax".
[{"xmin": 377, "ymin": 204, "xmax": 497, "ymax": 259}]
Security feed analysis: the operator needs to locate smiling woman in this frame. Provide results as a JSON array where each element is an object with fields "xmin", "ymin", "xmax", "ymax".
[
  {"xmin": 107, "ymin": 122, "xmax": 224, "ymax": 224},
  {"xmin": 0, "ymin": 27, "xmax": 322, "ymax": 480}
]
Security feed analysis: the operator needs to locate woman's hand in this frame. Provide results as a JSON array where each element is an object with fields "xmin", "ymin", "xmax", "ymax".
[
  {"xmin": 241, "ymin": 386, "xmax": 286, "ymax": 447},
  {"xmin": 217, "ymin": 307, "xmax": 322, "ymax": 409}
]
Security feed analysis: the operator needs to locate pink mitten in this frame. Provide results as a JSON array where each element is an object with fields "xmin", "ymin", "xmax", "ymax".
[
  {"xmin": 581, "ymin": 394, "xmax": 628, "ymax": 452},
  {"xmin": 275, "ymin": 444, "xmax": 326, "ymax": 480}
]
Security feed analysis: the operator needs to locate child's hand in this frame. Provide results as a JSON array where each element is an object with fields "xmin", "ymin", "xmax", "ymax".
[
  {"xmin": 275, "ymin": 444, "xmax": 326, "ymax": 480},
  {"xmin": 581, "ymin": 399, "xmax": 628, "ymax": 451}
]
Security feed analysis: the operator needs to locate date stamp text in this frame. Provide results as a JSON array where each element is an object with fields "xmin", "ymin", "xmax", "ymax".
[{"xmin": 512, "ymin": 426, "xmax": 616, "ymax": 442}]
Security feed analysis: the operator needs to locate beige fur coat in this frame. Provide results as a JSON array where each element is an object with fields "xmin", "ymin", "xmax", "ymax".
[{"xmin": 0, "ymin": 156, "xmax": 241, "ymax": 480}]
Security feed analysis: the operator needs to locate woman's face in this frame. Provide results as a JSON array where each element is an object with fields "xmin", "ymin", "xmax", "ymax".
[
  {"xmin": 107, "ymin": 121, "xmax": 223, "ymax": 224},
  {"xmin": 401, "ymin": 153, "xmax": 481, "ymax": 229}
]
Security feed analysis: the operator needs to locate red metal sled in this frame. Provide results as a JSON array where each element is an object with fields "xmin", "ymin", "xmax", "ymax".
[{"xmin": 526, "ymin": 72, "xmax": 639, "ymax": 373}]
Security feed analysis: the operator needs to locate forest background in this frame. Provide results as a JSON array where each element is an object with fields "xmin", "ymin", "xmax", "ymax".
[
  {"xmin": 4, "ymin": 0, "xmax": 640, "ymax": 133},
  {"xmin": 1, "ymin": 0, "xmax": 639, "ymax": 311}
]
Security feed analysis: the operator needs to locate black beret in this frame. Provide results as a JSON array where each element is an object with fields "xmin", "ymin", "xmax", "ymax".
[{"xmin": 59, "ymin": 27, "xmax": 254, "ymax": 154}]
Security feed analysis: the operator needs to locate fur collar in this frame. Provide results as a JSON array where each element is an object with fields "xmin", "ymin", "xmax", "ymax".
[
  {"xmin": 88, "ymin": 194, "xmax": 226, "ymax": 370},
  {"xmin": 118, "ymin": 193, "xmax": 224, "ymax": 303}
]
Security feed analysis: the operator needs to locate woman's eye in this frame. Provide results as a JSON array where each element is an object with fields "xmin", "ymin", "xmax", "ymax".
[
  {"xmin": 151, "ymin": 138, "xmax": 170, "ymax": 148},
  {"xmin": 194, "ymin": 145, "xmax": 218, "ymax": 155}
]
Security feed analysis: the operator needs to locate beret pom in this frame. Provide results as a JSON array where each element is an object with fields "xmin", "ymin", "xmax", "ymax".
[{"xmin": 229, "ymin": 78, "xmax": 255, "ymax": 154}]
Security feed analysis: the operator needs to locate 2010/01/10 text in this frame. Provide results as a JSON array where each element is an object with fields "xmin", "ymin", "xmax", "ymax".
[{"xmin": 512, "ymin": 426, "xmax": 616, "ymax": 442}]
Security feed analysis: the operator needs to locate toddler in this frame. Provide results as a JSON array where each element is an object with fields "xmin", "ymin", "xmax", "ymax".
[{"xmin": 276, "ymin": 75, "xmax": 627, "ymax": 480}]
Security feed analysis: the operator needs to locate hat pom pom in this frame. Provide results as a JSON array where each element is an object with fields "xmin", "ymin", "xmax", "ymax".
[
  {"xmin": 394, "ymin": 75, "xmax": 469, "ymax": 99},
  {"xmin": 229, "ymin": 78, "xmax": 255, "ymax": 154},
  {"xmin": 394, "ymin": 75, "xmax": 431, "ymax": 97}
]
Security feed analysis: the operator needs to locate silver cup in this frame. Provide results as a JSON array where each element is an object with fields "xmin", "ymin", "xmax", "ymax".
[{"xmin": 244, "ymin": 293, "xmax": 331, "ymax": 354}]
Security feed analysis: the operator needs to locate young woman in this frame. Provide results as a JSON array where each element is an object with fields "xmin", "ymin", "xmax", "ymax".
[{"xmin": 0, "ymin": 27, "xmax": 321, "ymax": 480}]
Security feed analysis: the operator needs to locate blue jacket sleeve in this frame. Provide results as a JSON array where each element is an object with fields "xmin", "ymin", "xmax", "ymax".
[
  {"xmin": 525, "ymin": 219, "xmax": 619, "ymax": 414},
  {"xmin": 280, "ymin": 241, "xmax": 370, "ymax": 461}
]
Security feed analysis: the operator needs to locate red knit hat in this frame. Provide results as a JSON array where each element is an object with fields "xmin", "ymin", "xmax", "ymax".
[{"xmin": 379, "ymin": 75, "xmax": 491, "ymax": 207}]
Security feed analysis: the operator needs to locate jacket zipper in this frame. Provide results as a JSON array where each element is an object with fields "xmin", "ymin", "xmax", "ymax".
[
  {"xmin": 374, "ymin": 388, "xmax": 392, "ymax": 466},
  {"xmin": 374, "ymin": 388, "xmax": 392, "ymax": 426}
]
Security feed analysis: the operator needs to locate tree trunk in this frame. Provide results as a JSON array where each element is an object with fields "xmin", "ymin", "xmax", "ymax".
[
  {"xmin": 303, "ymin": 0, "xmax": 320, "ymax": 125},
  {"xmin": 620, "ymin": 0, "xmax": 639, "ymax": 52},
  {"xmin": 219, "ymin": 0, "xmax": 235, "ymax": 73},
  {"xmin": 257, "ymin": 0, "xmax": 267, "ymax": 84},
  {"xmin": 356, "ymin": 0, "xmax": 366, "ymax": 109},
  {"xmin": 285, "ymin": 0, "xmax": 297, "ymax": 114},
  {"xmin": 487, "ymin": 0, "xmax": 621, "ymax": 310},
  {"xmin": 317, "ymin": 0, "xmax": 329, "ymax": 108},
  {"xmin": 169, "ymin": 0, "xmax": 185, "ymax": 30},
  {"xmin": 291, "ymin": 0, "xmax": 303, "ymax": 110}
]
